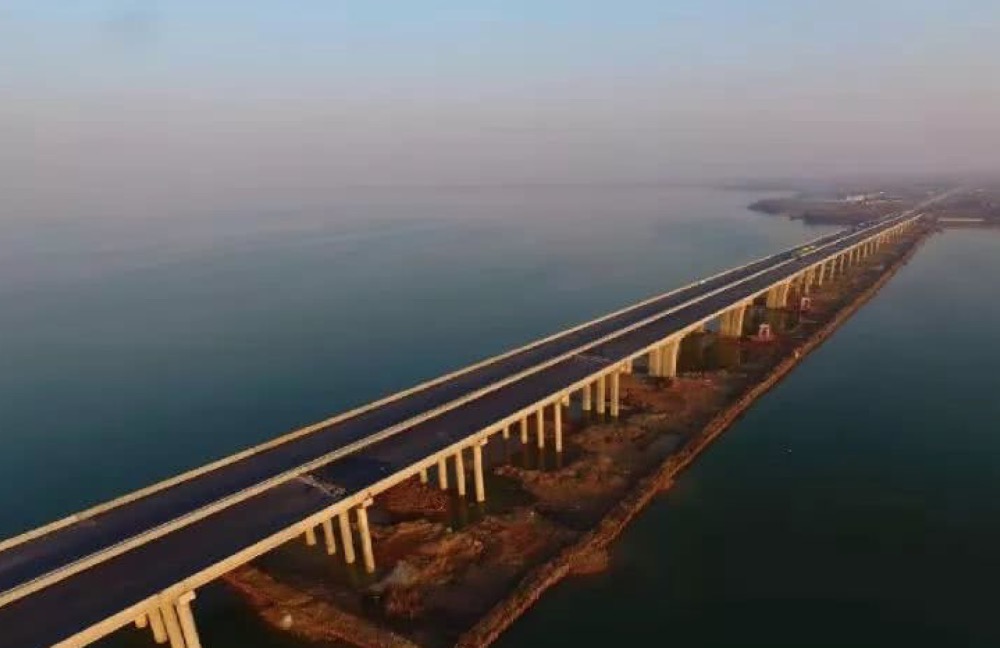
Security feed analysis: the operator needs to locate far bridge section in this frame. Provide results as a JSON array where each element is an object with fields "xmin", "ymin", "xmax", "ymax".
[{"xmin": 0, "ymin": 191, "xmax": 954, "ymax": 648}]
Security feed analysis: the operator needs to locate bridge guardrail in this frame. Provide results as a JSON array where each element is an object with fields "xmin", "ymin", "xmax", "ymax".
[
  {"xmin": 0, "ymin": 211, "xmax": 922, "ymax": 609},
  {"xmin": 0, "ymin": 226, "xmax": 844, "ymax": 553}
]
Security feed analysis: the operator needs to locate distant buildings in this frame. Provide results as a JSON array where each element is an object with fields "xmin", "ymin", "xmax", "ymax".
[{"xmin": 840, "ymin": 192, "xmax": 885, "ymax": 204}]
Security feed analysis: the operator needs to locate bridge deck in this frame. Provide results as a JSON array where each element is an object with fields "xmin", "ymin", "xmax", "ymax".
[
  {"xmin": 0, "ymin": 231, "xmax": 854, "ymax": 593},
  {"xmin": 0, "ymin": 214, "xmax": 915, "ymax": 648}
]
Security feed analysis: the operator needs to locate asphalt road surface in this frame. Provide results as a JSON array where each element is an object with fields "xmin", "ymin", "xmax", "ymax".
[{"xmin": 0, "ymin": 212, "xmax": 917, "ymax": 648}]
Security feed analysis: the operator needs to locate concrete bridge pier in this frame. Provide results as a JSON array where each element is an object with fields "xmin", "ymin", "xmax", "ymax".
[
  {"xmin": 473, "ymin": 439, "xmax": 487, "ymax": 502},
  {"xmin": 140, "ymin": 593, "xmax": 202, "ymax": 648},
  {"xmin": 719, "ymin": 303, "xmax": 748, "ymax": 337},
  {"xmin": 595, "ymin": 375, "xmax": 607, "ymax": 415},
  {"xmin": 322, "ymin": 517, "xmax": 337, "ymax": 555},
  {"xmin": 174, "ymin": 592, "xmax": 202, "ymax": 648},
  {"xmin": 657, "ymin": 340, "xmax": 680, "ymax": 378},
  {"xmin": 535, "ymin": 408, "xmax": 545, "ymax": 448},
  {"xmin": 610, "ymin": 370, "xmax": 621, "ymax": 417},
  {"xmin": 647, "ymin": 346, "xmax": 662, "ymax": 377},
  {"xmin": 766, "ymin": 282, "xmax": 791, "ymax": 309},
  {"xmin": 582, "ymin": 382, "xmax": 592, "ymax": 411},
  {"xmin": 160, "ymin": 600, "xmax": 186, "ymax": 648},
  {"xmin": 146, "ymin": 608, "xmax": 167, "ymax": 644},
  {"xmin": 454, "ymin": 449, "xmax": 467, "ymax": 496},
  {"xmin": 519, "ymin": 415, "xmax": 529, "ymax": 443},
  {"xmin": 338, "ymin": 511, "xmax": 356, "ymax": 565},
  {"xmin": 552, "ymin": 399, "xmax": 564, "ymax": 452},
  {"xmin": 437, "ymin": 457, "xmax": 449, "ymax": 490},
  {"xmin": 647, "ymin": 340, "xmax": 674, "ymax": 377},
  {"xmin": 356, "ymin": 499, "xmax": 376, "ymax": 574},
  {"xmin": 800, "ymin": 269, "xmax": 813, "ymax": 295}
]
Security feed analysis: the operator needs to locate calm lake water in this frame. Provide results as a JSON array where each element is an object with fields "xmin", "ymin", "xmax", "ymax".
[
  {"xmin": 500, "ymin": 228, "xmax": 1000, "ymax": 648},
  {"xmin": 4, "ymin": 187, "xmax": 996, "ymax": 646}
]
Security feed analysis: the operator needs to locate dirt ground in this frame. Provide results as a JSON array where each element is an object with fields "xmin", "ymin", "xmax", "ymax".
[{"xmin": 223, "ymin": 230, "xmax": 926, "ymax": 648}]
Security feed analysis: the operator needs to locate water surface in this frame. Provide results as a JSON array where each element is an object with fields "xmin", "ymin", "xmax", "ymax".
[
  {"xmin": 500, "ymin": 229, "xmax": 1000, "ymax": 648},
  {"xmin": 25, "ymin": 184, "xmax": 985, "ymax": 647}
]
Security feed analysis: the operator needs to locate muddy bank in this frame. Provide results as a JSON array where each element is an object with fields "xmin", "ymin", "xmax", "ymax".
[
  {"xmin": 456, "ymin": 227, "xmax": 932, "ymax": 647},
  {"xmin": 225, "ymin": 227, "xmax": 930, "ymax": 648}
]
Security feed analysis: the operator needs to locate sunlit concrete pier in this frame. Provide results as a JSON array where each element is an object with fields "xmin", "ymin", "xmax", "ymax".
[{"xmin": 0, "ymin": 199, "xmax": 943, "ymax": 648}]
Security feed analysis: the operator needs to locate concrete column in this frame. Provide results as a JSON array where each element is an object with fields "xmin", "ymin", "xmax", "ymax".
[
  {"xmin": 502, "ymin": 424, "xmax": 510, "ymax": 440},
  {"xmin": 561, "ymin": 393, "xmax": 570, "ymax": 406},
  {"xmin": 473, "ymin": 441, "xmax": 486, "ymax": 503},
  {"xmin": 519, "ymin": 415, "xmax": 529, "ymax": 443},
  {"xmin": 610, "ymin": 371, "xmax": 621, "ymax": 417},
  {"xmin": 623, "ymin": 358, "xmax": 633, "ymax": 374},
  {"xmin": 357, "ymin": 500, "xmax": 376, "ymax": 574},
  {"xmin": 720, "ymin": 306, "xmax": 745, "ymax": 337},
  {"xmin": 766, "ymin": 282, "xmax": 789, "ymax": 309},
  {"xmin": 582, "ymin": 382, "xmax": 592, "ymax": 411},
  {"xmin": 160, "ymin": 603, "xmax": 186, "ymax": 648},
  {"xmin": 648, "ymin": 346, "xmax": 662, "ymax": 377},
  {"xmin": 175, "ymin": 592, "xmax": 202, "ymax": 648},
  {"xmin": 816, "ymin": 262, "xmax": 826, "ymax": 287},
  {"xmin": 338, "ymin": 511, "xmax": 356, "ymax": 565},
  {"xmin": 437, "ymin": 456, "xmax": 449, "ymax": 490},
  {"xmin": 419, "ymin": 468, "xmax": 428, "ymax": 484},
  {"xmin": 455, "ymin": 448, "xmax": 467, "ymax": 497},
  {"xmin": 554, "ymin": 400, "xmax": 563, "ymax": 453},
  {"xmin": 596, "ymin": 374, "xmax": 607, "ymax": 414},
  {"xmin": 535, "ymin": 408, "xmax": 545, "ymax": 449},
  {"xmin": 662, "ymin": 341, "xmax": 679, "ymax": 378},
  {"xmin": 148, "ymin": 608, "xmax": 168, "ymax": 644},
  {"xmin": 322, "ymin": 517, "xmax": 337, "ymax": 555},
  {"xmin": 135, "ymin": 614, "xmax": 149, "ymax": 630},
  {"xmin": 304, "ymin": 526, "xmax": 317, "ymax": 547}
]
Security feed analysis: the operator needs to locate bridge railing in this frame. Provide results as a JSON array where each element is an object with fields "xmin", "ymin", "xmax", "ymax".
[
  {"xmin": 0, "ymin": 227, "xmax": 845, "ymax": 553},
  {"xmin": 0, "ymin": 211, "xmax": 924, "ymax": 613}
]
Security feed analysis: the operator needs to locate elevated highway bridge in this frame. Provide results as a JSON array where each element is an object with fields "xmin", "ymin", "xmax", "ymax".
[{"xmin": 0, "ymin": 194, "xmax": 951, "ymax": 648}]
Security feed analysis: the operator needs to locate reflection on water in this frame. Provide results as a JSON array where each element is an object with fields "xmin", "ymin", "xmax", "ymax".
[
  {"xmin": 499, "ymin": 230, "xmax": 1000, "ymax": 648},
  {"xmin": 3, "ymin": 185, "xmax": 844, "ymax": 648}
]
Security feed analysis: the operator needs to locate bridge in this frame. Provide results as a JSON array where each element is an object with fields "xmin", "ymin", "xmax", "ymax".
[{"xmin": 0, "ymin": 200, "xmax": 940, "ymax": 648}]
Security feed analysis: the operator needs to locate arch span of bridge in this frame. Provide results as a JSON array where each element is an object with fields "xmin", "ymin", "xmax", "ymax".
[{"xmin": 0, "ymin": 201, "xmax": 941, "ymax": 648}]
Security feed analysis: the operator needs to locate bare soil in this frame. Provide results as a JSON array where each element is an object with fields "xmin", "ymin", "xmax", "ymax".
[{"xmin": 224, "ymin": 227, "xmax": 931, "ymax": 648}]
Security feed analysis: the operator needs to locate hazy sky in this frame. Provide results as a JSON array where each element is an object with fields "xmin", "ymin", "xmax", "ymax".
[{"xmin": 3, "ymin": 1, "xmax": 1000, "ymax": 219}]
